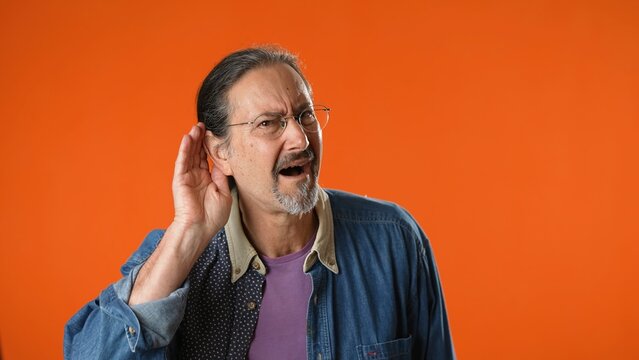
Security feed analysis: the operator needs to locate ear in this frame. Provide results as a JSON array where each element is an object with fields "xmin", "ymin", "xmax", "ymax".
[{"xmin": 204, "ymin": 130, "xmax": 233, "ymax": 176}]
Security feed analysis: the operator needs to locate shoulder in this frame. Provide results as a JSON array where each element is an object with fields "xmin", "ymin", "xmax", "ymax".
[
  {"xmin": 325, "ymin": 190, "xmax": 433, "ymax": 276},
  {"xmin": 324, "ymin": 189, "xmax": 422, "ymax": 237}
]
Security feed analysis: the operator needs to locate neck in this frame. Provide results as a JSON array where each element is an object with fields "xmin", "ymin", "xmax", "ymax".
[{"xmin": 238, "ymin": 197, "xmax": 318, "ymax": 258}]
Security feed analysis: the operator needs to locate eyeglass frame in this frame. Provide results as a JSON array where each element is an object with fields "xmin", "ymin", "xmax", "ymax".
[{"xmin": 226, "ymin": 104, "xmax": 330, "ymax": 137}]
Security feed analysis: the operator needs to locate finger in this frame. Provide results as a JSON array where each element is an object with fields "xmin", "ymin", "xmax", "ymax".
[
  {"xmin": 186, "ymin": 125, "xmax": 200, "ymax": 170},
  {"xmin": 194, "ymin": 123, "xmax": 207, "ymax": 169},
  {"xmin": 211, "ymin": 163, "xmax": 230, "ymax": 196},
  {"xmin": 174, "ymin": 135, "xmax": 190, "ymax": 175},
  {"xmin": 199, "ymin": 128, "xmax": 213, "ymax": 170}
]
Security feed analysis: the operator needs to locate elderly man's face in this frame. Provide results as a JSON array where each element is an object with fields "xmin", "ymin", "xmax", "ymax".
[{"xmin": 222, "ymin": 63, "xmax": 322, "ymax": 215}]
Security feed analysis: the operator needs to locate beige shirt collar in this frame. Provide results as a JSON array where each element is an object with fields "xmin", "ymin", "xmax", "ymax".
[{"xmin": 224, "ymin": 187, "xmax": 339, "ymax": 283}]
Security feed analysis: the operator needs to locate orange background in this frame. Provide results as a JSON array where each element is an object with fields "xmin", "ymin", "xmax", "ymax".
[{"xmin": 1, "ymin": 0, "xmax": 638, "ymax": 359}]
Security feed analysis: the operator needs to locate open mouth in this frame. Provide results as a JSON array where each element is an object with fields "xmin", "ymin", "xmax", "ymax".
[
  {"xmin": 274, "ymin": 149, "xmax": 315, "ymax": 179},
  {"xmin": 279, "ymin": 165, "xmax": 305, "ymax": 177}
]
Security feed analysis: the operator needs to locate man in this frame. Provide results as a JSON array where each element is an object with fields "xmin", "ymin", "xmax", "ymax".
[{"xmin": 64, "ymin": 46, "xmax": 455, "ymax": 359}]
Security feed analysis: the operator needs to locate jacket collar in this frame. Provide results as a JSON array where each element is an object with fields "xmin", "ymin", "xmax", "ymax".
[{"xmin": 224, "ymin": 187, "xmax": 339, "ymax": 283}]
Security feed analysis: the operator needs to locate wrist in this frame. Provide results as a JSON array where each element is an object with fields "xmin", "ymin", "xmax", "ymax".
[{"xmin": 163, "ymin": 222, "xmax": 214, "ymax": 263}]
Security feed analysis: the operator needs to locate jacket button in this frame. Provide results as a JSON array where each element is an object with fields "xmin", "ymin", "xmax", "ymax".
[
  {"xmin": 234, "ymin": 268, "xmax": 241, "ymax": 274},
  {"xmin": 247, "ymin": 301, "xmax": 256, "ymax": 310},
  {"xmin": 127, "ymin": 326, "xmax": 136, "ymax": 335},
  {"xmin": 252, "ymin": 262, "xmax": 261, "ymax": 271}
]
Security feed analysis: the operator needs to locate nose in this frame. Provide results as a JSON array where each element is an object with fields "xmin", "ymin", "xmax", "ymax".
[{"xmin": 282, "ymin": 116, "xmax": 309, "ymax": 151}]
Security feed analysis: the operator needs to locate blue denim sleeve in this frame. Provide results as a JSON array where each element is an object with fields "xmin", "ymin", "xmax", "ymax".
[
  {"xmin": 402, "ymin": 212, "xmax": 456, "ymax": 360},
  {"xmin": 63, "ymin": 230, "xmax": 188, "ymax": 359},
  {"xmin": 116, "ymin": 262, "xmax": 190, "ymax": 348}
]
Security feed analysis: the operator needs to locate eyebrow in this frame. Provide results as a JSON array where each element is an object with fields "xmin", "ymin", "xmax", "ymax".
[
  {"xmin": 294, "ymin": 102, "xmax": 313, "ymax": 113},
  {"xmin": 252, "ymin": 102, "xmax": 313, "ymax": 119}
]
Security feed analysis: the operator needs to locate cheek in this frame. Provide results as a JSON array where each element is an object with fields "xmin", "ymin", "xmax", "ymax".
[
  {"xmin": 232, "ymin": 143, "xmax": 281, "ymax": 178},
  {"xmin": 310, "ymin": 133, "xmax": 322, "ymax": 155}
]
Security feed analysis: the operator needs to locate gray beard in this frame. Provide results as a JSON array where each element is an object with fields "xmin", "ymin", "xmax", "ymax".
[
  {"xmin": 272, "ymin": 174, "xmax": 319, "ymax": 215},
  {"xmin": 271, "ymin": 148, "xmax": 320, "ymax": 215}
]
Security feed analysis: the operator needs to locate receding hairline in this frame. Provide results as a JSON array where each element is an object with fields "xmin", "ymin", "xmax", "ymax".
[{"xmin": 224, "ymin": 62, "xmax": 314, "ymax": 123}]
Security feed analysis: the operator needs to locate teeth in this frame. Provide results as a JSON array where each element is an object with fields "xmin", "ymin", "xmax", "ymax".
[{"xmin": 283, "ymin": 164, "xmax": 303, "ymax": 171}]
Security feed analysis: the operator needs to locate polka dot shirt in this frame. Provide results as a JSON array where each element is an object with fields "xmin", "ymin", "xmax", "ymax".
[{"xmin": 176, "ymin": 230, "xmax": 265, "ymax": 359}]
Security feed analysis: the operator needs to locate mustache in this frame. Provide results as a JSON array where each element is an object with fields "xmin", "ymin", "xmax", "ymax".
[{"xmin": 273, "ymin": 148, "xmax": 315, "ymax": 176}]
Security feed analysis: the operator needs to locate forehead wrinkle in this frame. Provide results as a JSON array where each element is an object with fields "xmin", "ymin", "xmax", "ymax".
[{"xmin": 228, "ymin": 64, "xmax": 312, "ymax": 121}]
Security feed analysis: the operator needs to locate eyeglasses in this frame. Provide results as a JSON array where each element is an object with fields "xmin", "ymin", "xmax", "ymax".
[{"xmin": 227, "ymin": 105, "xmax": 330, "ymax": 139}]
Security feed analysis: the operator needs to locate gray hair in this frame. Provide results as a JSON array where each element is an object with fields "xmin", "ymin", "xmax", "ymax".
[{"xmin": 196, "ymin": 46, "xmax": 312, "ymax": 139}]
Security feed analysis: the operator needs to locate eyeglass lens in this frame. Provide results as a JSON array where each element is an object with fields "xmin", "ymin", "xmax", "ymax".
[{"xmin": 251, "ymin": 106, "xmax": 329, "ymax": 138}]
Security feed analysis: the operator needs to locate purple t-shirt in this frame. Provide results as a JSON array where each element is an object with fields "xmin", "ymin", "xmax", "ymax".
[{"xmin": 248, "ymin": 232, "xmax": 316, "ymax": 360}]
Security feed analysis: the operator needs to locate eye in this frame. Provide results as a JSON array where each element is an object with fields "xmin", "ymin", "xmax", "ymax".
[
  {"xmin": 257, "ymin": 119, "xmax": 276, "ymax": 128},
  {"xmin": 299, "ymin": 110, "xmax": 317, "ymax": 125},
  {"xmin": 254, "ymin": 115, "xmax": 280, "ymax": 128},
  {"xmin": 253, "ymin": 115, "xmax": 285, "ymax": 135}
]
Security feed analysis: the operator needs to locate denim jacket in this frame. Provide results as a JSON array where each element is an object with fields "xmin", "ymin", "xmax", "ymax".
[{"xmin": 64, "ymin": 189, "xmax": 455, "ymax": 359}]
